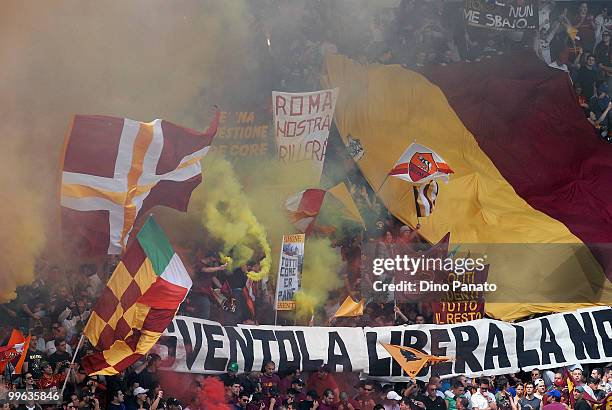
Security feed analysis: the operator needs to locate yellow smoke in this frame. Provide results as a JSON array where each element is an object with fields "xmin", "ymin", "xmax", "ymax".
[
  {"xmin": 235, "ymin": 160, "xmax": 345, "ymax": 318},
  {"xmin": 1, "ymin": 0, "xmax": 251, "ymax": 298},
  {"xmin": 197, "ymin": 154, "xmax": 272, "ymax": 280},
  {"xmin": 294, "ymin": 237, "xmax": 342, "ymax": 319},
  {"xmin": 0, "ymin": 140, "xmax": 46, "ymax": 303},
  {"xmin": 187, "ymin": 155, "xmax": 346, "ymax": 317}
]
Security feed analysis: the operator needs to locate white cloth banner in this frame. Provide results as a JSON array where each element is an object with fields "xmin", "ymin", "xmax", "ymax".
[
  {"xmin": 275, "ymin": 234, "xmax": 305, "ymax": 311},
  {"xmin": 157, "ymin": 306, "xmax": 611, "ymax": 380},
  {"xmin": 272, "ymin": 88, "xmax": 339, "ymax": 179}
]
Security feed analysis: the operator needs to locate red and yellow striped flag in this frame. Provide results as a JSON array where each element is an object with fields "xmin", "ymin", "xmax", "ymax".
[{"xmin": 82, "ymin": 216, "xmax": 192, "ymax": 375}]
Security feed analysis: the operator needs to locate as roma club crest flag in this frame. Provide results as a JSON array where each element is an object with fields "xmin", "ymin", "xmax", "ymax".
[
  {"xmin": 382, "ymin": 344, "xmax": 450, "ymax": 380},
  {"xmin": 389, "ymin": 143, "xmax": 453, "ymax": 184},
  {"xmin": 60, "ymin": 111, "xmax": 220, "ymax": 256}
]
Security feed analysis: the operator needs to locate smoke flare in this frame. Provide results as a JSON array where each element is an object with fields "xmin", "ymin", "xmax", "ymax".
[{"xmin": 198, "ymin": 154, "xmax": 272, "ymax": 280}]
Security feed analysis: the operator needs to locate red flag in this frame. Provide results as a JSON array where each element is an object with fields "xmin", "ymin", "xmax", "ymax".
[
  {"xmin": 285, "ymin": 189, "xmax": 327, "ymax": 234},
  {"xmin": 0, "ymin": 330, "xmax": 25, "ymax": 373}
]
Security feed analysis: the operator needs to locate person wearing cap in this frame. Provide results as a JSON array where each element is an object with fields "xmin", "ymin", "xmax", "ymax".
[
  {"xmin": 517, "ymin": 382, "xmax": 541, "ymax": 410},
  {"xmin": 397, "ymin": 225, "xmax": 420, "ymax": 246},
  {"xmin": 542, "ymin": 390, "xmax": 564, "ymax": 410},
  {"xmin": 306, "ymin": 364, "xmax": 340, "ymax": 401},
  {"xmin": 572, "ymin": 386, "xmax": 590, "ymax": 410},
  {"xmin": 533, "ymin": 379, "xmax": 546, "ymax": 401},
  {"xmin": 133, "ymin": 387, "xmax": 149, "ymax": 407},
  {"xmin": 384, "ymin": 390, "xmax": 403, "ymax": 410},
  {"xmin": 130, "ymin": 386, "xmax": 163, "ymax": 410},
  {"xmin": 221, "ymin": 362, "xmax": 240, "ymax": 386}
]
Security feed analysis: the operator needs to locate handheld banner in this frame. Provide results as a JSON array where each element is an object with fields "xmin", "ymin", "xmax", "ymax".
[{"xmin": 274, "ymin": 234, "xmax": 305, "ymax": 311}]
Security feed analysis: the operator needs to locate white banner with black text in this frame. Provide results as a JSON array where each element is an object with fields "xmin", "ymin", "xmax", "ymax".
[{"xmin": 154, "ymin": 306, "xmax": 611, "ymax": 380}]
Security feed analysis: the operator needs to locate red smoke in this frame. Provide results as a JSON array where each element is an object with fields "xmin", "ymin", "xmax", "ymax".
[{"xmin": 199, "ymin": 377, "xmax": 230, "ymax": 410}]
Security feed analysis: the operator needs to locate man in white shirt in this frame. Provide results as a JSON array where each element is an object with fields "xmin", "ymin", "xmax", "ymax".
[{"xmin": 471, "ymin": 379, "xmax": 497, "ymax": 410}]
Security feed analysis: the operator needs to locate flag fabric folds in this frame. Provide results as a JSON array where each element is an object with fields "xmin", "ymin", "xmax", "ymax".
[
  {"xmin": 285, "ymin": 189, "xmax": 327, "ymax": 233},
  {"xmin": 286, "ymin": 184, "xmax": 364, "ymax": 234},
  {"xmin": 0, "ymin": 330, "xmax": 28, "ymax": 374},
  {"xmin": 61, "ymin": 112, "xmax": 220, "ymax": 256},
  {"xmin": 389, "ymin": 143, "xmax": 453, "ymax": 184},
  {"xmin": 414, "ymin": 181, "xmax": 438, "ymax": 217},
  {"xmin": 324, "ymin": 54, "xmax": 612, "ymax": 321},
  {"xmin": 424, "ymin": 52, "xmax": 612, "ymax": 283},
  {"xmin": 381, "ymin": 344, "xmax": 449, "ymax": 380},
  {"xmin": 82, "ymin": 217, "xmax": 192, "ymax": 375},
  {"xmin": 333, "ymin": 296, "xmax": 365, "ymax": 317}
]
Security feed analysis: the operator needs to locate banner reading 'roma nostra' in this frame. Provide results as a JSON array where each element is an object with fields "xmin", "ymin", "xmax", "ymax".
[{"xmin": 273, "ymin": 88, "xmax": 339, "ymax": 180}]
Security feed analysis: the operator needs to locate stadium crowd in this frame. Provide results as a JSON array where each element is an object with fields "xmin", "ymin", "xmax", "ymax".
[{"xmin": 2, "ymin": 0, "xmax": 612, "ymax": 409}]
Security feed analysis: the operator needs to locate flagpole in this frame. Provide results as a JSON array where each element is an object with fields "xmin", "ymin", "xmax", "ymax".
[
  {"xmin": 60, "ymin": 334, "xmax": 84, "ymax": 398},
  {"xmin": 375, "ymin": 174, "xmax": 391, "ymax": 195},
  {"xmin": 273, "ymin": 235, "xmax": 288, "ymax": 326}
]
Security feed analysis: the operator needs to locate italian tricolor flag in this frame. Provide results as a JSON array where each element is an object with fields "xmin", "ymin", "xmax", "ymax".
[{"xmin": 136, "ymin": 217, "xmax": 192, "ymax": 309}]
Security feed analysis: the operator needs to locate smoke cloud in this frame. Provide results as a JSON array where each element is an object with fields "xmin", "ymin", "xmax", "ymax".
[
  {"xmin": 0, "ymin": 140, "xmax": 46, "ymax": 303},
  {"xmin": 199, "ymin": 377, "xmax": 230, "ymax": 410},
  {"xmin": 234, "ymin": 160, "xmax": 344, "ymax": 319},
  {"xmin": 2, "ymin": 0, "xmax": 353, "ymax": 315},
  {"xmin": 0, "ymin": 0, "xmax": 250, "ymax": 299},
  {"xmin": 196, "ymin": 154, "xmax": 272, "ymax": 281},
  {"xmin": 295, "ymin": 237, "xmax": 343, "ymax": 319}
]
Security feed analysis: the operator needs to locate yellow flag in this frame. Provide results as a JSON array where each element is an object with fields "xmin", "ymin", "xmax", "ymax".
[
  {"xmin": 328, "ymin": 182, "xmax": 364, "ymax": 226},
  {"xmin": 382, "ymin": 344, "xmax": 450, "ymax": 380},
  {"xmin": 323, "ymin": 54, "xmax": 612, "ymax": 322},
  {"xmin": 333, "ymin": 296, "xmax": 365, "ymax": 317}
]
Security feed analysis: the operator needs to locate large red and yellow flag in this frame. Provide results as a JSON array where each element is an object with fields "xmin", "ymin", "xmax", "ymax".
[
  {"xmin": 324, "ymin": 53, "xmax": 612, "ymax": 321},
  {"xmin": 82, "ymin": 216, "xmax": 191, "ymax": 375},
  {"xmin": 60, "ymin": 112, "xmax": 219, "ymax": 256}
]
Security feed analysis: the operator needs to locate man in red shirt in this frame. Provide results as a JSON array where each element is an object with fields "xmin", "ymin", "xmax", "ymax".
[
  {"xmin": 259, "ymin": 361, "xmax": 281, "ymax": 395},
  {"xmin": 37, "ymin": 362, "xmax": 66, "ymax": 389},
  {"xmin": 306, "ymin": 365, "xmax": 340, "ymax": 400}
]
